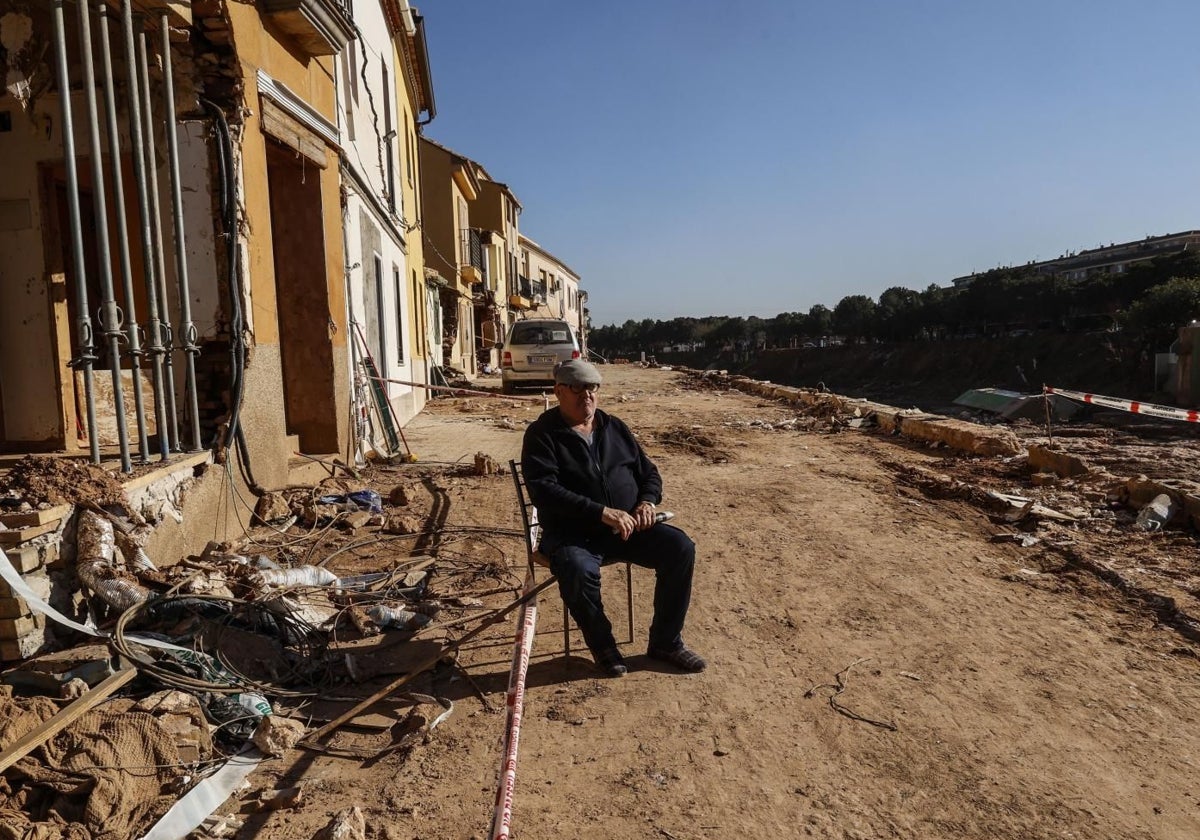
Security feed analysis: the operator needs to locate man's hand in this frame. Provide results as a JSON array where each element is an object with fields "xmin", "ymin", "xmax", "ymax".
[
  {"xmin": 601, "ymin": 507, "xmax": 636, "ymax": 540},
  {"xmin": 632, "ymin": 501, "xmax": 657, "ymax": 532}
]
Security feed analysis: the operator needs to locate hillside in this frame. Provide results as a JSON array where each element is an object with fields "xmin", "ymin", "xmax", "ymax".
[{"xmin": 730, "ymin": 333, "xmax": 1155, "ymax": 410}]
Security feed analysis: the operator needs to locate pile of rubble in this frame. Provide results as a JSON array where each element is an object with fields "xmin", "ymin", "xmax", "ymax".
[{"xmin": 0, "ymin": 455, "xmax": 521, "ymax": 839}]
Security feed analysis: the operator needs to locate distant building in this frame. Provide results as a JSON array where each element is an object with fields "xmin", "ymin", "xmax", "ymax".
[
  {"xmin": 519, "ymin": 234, "xmax": 587, "ymax": 353},
  {"xmin": 952, "ymin": 230, "xmax": 1200, "ymax": 288}
]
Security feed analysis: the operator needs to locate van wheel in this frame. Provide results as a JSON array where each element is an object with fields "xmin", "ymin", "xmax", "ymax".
[{"xmin": 501, "ymin": 381, "xmax": 515, "ymax": 395}]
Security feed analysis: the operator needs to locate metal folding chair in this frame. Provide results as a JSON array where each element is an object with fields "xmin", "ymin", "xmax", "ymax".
[{"xmin": 510, "ymin": 459, "xmax": 635, "ymax": 655}]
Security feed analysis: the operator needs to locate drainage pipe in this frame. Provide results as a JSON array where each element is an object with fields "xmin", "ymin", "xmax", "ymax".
[
  {"xmin": 96, "ymin": 0, "xmax": 151, "ymax": 463},
  {"xmin": 135, "ymin": 21, "xmax": 179, "ymax": 453},
  {"xmin": 121, "ymin": 1, "xmax": 169, "ymax": 461},
  {"xmin": 50, "ymin": 0, "xmax": 100, "ymax": 465},
  {"xmin": 160, "ymin": 13, "xmax": 202, "ymax": 452}
]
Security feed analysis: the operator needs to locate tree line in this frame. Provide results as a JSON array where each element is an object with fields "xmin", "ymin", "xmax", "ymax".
[{"xmin": 590, "ymin": 252, "xmax": 1200, "ymax": 359}]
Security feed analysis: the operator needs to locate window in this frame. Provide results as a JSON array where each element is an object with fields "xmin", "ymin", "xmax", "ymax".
[
  {"xmin": 383, "ymin": 64, "xmax": 395, "ymax": 214},
  {"xmin": 393, "ymin": 264, "xmax": 405, "ymax": 363},
  {"xmin": 374, "ymin": 253, "xmax": 387, "ymax": 379}
]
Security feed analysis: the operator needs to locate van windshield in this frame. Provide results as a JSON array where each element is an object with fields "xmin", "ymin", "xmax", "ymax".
[{"xmin": 509, "ymin": 324, "xmax": 573, "ymax": 345}]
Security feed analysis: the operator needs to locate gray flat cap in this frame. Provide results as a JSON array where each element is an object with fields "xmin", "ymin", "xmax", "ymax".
[{"xmin": 554, "ymin": 359, "xmax": 602, "ymax": 386}]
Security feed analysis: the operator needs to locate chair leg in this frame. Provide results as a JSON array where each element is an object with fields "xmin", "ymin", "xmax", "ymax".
[
  {"xmin": 625, "ymin": 562, "xmax": 635, "ymax": 645},
  {"xmin": 562, "ymin": 606, "xmax": 570, "ymax": 656}
]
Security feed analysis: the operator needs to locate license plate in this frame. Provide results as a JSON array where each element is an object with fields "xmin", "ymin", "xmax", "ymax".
[{"xmin": 529, "ymin": 354, "xmax": 555, "ymax": 364}]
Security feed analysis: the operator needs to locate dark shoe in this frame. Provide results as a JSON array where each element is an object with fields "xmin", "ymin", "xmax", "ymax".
[
  {"xmin": 647, "ymin": 645, "xmax": 707, "ymax": 673},
  {"xmin": 592, "ymin": 647, "xmax": 628, "ymax": 677}
]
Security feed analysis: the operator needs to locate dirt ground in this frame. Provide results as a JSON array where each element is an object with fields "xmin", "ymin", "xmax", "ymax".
[{"xmin": 222, "ymin": 366, "xmax": 1200, "ymax": 840}]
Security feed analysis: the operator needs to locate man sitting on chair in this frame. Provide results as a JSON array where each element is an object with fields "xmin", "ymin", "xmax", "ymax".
[{"xmin": 521, "ymin": 359, "xmax": 706, "ymax": 677}]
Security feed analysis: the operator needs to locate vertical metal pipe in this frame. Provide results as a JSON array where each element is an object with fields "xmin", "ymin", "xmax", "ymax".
[
  {"xmin": 50, "ymin": 0, "xmax": 101, "ymax": 465},
  {"xmin": 160, "ymin": 14, "xmax": 202, "ymax": 452},
  {"xmin": 78, "ymin": 0, "xmax": 132, "ymax": 473},
  {"xmin": 135, "ymin": 24, "xmax": 179, "ymax": 452},
  {"xmin": 122, "ymin": 3, "xmax": 169, "ymax": 461},
  {"xmin": 96, "ymin": 0, "xmax": 151, "ymax": 463}
]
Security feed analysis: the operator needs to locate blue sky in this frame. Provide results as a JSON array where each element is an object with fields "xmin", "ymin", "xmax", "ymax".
[{"xmin": 420, "ymin": 1, "xmax": 1199, "ymax": 327}]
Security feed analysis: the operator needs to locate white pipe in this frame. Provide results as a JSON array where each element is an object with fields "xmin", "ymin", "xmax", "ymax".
[{"xmin": 397, "ymin": 0, "xmax": 417, "ymax": 35}]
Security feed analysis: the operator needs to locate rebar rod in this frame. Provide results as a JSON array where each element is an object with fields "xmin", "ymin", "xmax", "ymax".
[
  {"xmin": 122, "ymin": 2, "xmax": 169, "ymax": 461},
  {"xmin": 50, "ymin": 0, "xmax": 100, "ymax": 464},
  {"xmin": 96, "ymin": 0, "xmax": 151, "ymax": 464},
  {"xmin": 135, "ymin": 21, "xmax": 179, "ymax": 452},
  {"xmin": 160, "ymin": 13, "xmax": 202, "ymax": 452},
  {"xmin": 78, "ymin": 0, "xmax": 132, "ymax": 471}
]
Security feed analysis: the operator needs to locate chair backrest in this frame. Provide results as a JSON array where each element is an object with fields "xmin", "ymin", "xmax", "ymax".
[{"xmin": 509, "ymin": 459, "xmax": 540, "ymax": 575}]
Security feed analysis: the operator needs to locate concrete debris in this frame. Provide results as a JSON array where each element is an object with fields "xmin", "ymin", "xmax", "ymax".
[
  {"xmin": 384, "ymin": 514, "xmax": 424, "ymax": 535},
  {"xmin": 473, "ymin": 452, "xmax": 502, "ymax": 475},
  {"xmin": 252, "ymin": 714, "xmax": 305, "ymax": 757},
  {"xmin": 315, "ymin": 806, "xmax": 367, "ymax": 840},
  {"xmin": 389, "ymin": 484, "xmax": 413, "ymax": 506},
  {"xmin": 255, "ymin": 492, "xmax": 292, "ymax": 524}
]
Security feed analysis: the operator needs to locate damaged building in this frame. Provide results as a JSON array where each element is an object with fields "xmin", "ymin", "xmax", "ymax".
[{"xmin": 0, "ymin": 0, "xmax": 436, "ymax": 568}]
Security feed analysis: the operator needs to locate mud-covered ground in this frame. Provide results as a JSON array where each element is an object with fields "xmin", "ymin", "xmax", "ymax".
[{"xmin": 217, "ymin": 366, "xmax": 1200, "ymax": 840}]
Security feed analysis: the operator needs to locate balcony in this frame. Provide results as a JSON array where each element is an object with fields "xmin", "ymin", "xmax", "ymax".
[
  {"xmin": 517, "ymin": 275, "xmax": 534, "ymax": 300},
  {"xmin": 461, "ymin": 229, "xmax": 487, "ymax": 285},
  {"xmin": 262, "ymin": 0, "xmax": 355, "ymax": 56}
]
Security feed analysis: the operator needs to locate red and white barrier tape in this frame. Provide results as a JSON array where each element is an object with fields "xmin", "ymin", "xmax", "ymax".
[
  {"xmin": 489, "ymin": 574, "xmax": 540, "ymax": 840},
  {"xmin": 1045, "ymin": 386, "xmax": 1200, "ymax": 423}
]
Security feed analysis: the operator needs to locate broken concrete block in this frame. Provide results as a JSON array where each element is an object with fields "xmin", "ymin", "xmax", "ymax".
[
  {"xmin": 383, "ymin": 514, "xmax": 423, "ymax": 535},
  {"xmin": 3, "ymin": 540, "xmax": 59, "ymax": 575},
  {"xmin": 0, "ymin": 612, "xmax": 45, "ymax": 641},
  {"xmin": 1027, "ymin": 444, "xmax": 1090, "ymax": 478},
  {"xmin": 342, "ymin": 511, "xmax": 372, "ymax": 531},
  {"xmin": 252, "ymin": 715, "xmax": 305, "ymax": 757},
  {"xmin": 0, "ymin": 627, "xmax": 52, "ymax": 661},
  {"xmin": 255, "ymin": 492, "xmax": 291, "ymax": 524},
  {"xmin": 388, "ymin": 485, "xmax": 412, "ymax": 506},
  {"xmin": 316, "ymin": 806, "xmax": 366, "ymax": 840}
]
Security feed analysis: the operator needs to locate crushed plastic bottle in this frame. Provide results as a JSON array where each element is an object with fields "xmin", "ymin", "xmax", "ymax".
[{"xmin": 1135, "ymin": 493, "xmax": 1177, "ymax": 532}]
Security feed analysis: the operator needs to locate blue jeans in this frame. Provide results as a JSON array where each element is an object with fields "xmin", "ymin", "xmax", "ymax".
[{"xmin": 541, "ymin": 523, "xmax": 695, "ymax": 655}]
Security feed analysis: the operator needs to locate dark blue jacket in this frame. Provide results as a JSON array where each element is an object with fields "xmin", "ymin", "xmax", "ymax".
[{"xmin": 521, "ymin": 407, "xmax": 662, "ymax": 541}]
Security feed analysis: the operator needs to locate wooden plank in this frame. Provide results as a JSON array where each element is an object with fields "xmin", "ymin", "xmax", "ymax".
[
  {"xmin": 260, "ymin": 99, "xmax": 329, "ymax": 169},
  {"xmin": 0, "ymin": 522, "xmax": 60, "ymax": 546},
  {"xmin": 0, "ymin": 667, "xmax": 136, "ymax": 773},
  {"xmin": 0, "ymin": 504, "xmax": 72, "ymax": 529}
]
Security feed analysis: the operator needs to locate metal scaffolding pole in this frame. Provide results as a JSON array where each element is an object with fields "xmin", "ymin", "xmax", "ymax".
[
  {"xmin": 78, "ymin": 0, "xmax": 132, "ymax": 472},
  {"xmin": 135, "ymin": 22, "xmax": 179, "ymax": 453},
  {"xmin": 96, "ymin": 0, "xmax": 151, "ymax": 464},
  {"xmin": 121, "ymin": 2, "xmax": 169, "ymax": 461},
  {"xmin": 50, "ymin": 0, "xmax": 100, "ymax": 465},
  {"xmin": 160, "ymin": 13, "xmax": 203, "ymax": 452}
]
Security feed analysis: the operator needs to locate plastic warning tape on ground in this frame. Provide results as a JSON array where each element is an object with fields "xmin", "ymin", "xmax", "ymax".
[
  {"xmin": 489, "ymin": 574, "xmax": 540, "ymax": 840},
  {"xmin": 1045, "ymin": 386, "xmax": 1200, "ymax": 423}
]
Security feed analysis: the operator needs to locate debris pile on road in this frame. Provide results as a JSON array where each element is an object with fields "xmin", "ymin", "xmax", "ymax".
[{"xmin": 0, "ymin": 463, "xmax": 525, "ymax": 839}]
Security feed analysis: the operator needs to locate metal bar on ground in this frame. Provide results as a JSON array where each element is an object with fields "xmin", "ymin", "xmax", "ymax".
[
  {"xmin": 299, "ymin": 576, "xmax": 557, "ymax": 751},
  {"xmin": 51, "ymin": 0, "xmax": 101, "ymax": 465},
  {"xmin": 97, "ymin": 0, "xmax": 151, "ymax": 465},
  {"xmin": 488, "ymin": 574, "xmax": 540, "ymax": 840},
  {"xmin": 79, "ymin": 0, "xmax": 132, "ymax": 472},
  {"xmin": 159, "ymin": 13, "xmax": 202, "ymax": 453}
]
